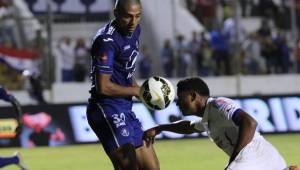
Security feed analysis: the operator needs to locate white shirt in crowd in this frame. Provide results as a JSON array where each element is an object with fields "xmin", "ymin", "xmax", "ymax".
[{"xmin": 59, "ymin": 41, "xmax": 75, "ymax": 70}]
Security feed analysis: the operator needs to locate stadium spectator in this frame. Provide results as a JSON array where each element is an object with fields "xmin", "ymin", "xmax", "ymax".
[
  {"xmin": 187, "ymin": 31, "xmax": 201, "ymax": 75},
  {"xmin": 174, "ymin": 34, "xmax": 191, "ymax": 77},
  {"xmin": 297, "ymin": 39, "xmax": 300, "ymax": 73},
  {"xmin": 161, "ymin": 39, "xmax": 175, "ymax": 77},
  {"xmin": 74, "ymin": 38, "xmax": 89, "ymax": 82},
  {"xmin": 87, "ymin": 0, "xmax": 160, "ymax": 169},
  {"xmin": 210, "ymin": 26, "xmax": 231, "ymax": 75},
  {"xmin": 197, "ymin": 32, "xmax": 214, "ymax": 76},
  {"xmin": 0, "ymin": 0, "xmax": 17, "ymax": 47},
  {"xmin": 58, "ymin": 36, "xmax": 75, "ymax": 82},
  {"xmin": 257, "ymin": 18, "xmax": 272, "ymax": 38},
  {"xmin": 241, "ymin": 32, "xmax": 266, "ymax": 74},
  {"xmin": 144, "ymin": 77, "xmax": 295, "ymax": 170},
  {"xmin": 30, "ymin": 29, "xmax": 46, "ymax": 73},
  {"xmin": 273, "ymin": 32, "xmax": 291, "ymax": 73},
  {"xmin": 138, "ymin": 45, "xmax": 152, "ymax": 79}
]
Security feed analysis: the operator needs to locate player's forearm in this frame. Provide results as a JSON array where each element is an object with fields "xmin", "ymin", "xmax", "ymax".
[
  {"xmin": 98, "ymin": 82, "xmax": 140, "ymax": 97},
  {"xmin": 156, "ymin": 120, "xmax": 196, "ymax": 134}
]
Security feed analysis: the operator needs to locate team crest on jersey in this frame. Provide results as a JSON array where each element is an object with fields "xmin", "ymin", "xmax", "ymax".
[
  {"xmin": 214, "ymin": 99, "xmax": 226, "ymax": 108},
  {"xmin": 121, "ymin": 128, "xmax": 130, "ymax": 137}
]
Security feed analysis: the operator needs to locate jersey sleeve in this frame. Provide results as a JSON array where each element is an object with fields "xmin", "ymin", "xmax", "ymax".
[
  {"xmin": 212, "ymin": 97, "xmax": 243, "ymax": 121},
  {"xmin": 92, "ymin": 36, "xmax": 117, "ymax": 74}
]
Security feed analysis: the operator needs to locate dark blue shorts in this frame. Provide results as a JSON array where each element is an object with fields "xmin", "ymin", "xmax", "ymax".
[{"xmin": 86, "ymin": 102, "xmax": 144, "ymax": 154}]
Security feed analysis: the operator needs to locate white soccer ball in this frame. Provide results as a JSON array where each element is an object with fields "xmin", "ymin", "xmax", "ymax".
[{"xmin": 139, "ymin": 76, "xmax": 175, "ymax": 110}]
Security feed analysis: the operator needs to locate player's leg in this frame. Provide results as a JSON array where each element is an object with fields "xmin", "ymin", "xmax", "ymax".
[
  {"xmin": 0, "ymin": 152, "xmax": 27, "ymax": 170},
  {"xmin": 227, "ymin": 136, "xmax": 287, "ymax": 170},
  {"xmin": 128, "ymin": 112, "xmax": 160, "ymax": 170},
  {"xmin": 0, "ymin": 156, "xmax": 18, "ymax": 168},
  {"xmin": 135, "ymin": 142, "xmax": 160, "ymax": 170},
  {"xmin": 108, "ymin": 143, "xmax": 138, "ymax": 170},
  {"xmin": 86, "ymin": 103, "xmax": 141, "ymax": 169}
]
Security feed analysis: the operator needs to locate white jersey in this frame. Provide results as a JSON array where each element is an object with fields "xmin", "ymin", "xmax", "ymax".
[
  {"xmin": 192, "ymin": 97, "xmax": 261, "ymax": 156},
  {"xmin": 192, "ymin": 97, "xmax": 287, "ymax": 170}
]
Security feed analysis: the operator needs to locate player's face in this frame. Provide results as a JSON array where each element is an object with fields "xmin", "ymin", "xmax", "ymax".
[
  {"xmin": 176, "ymin": 92, "xmax": 198, "ymax": 116},
  {"xmin": 115, "ymin": 4, "xmax": 142, "ymax": 34}
]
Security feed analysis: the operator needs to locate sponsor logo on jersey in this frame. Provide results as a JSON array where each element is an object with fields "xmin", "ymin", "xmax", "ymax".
[
  {"xmin": 103, "ymin": 38, "xmax": 113, "ymax": 42},
  {"xmin": 124, "ymin": 45, "xmax": 131, "ymax": 51},
  {"xmin": 99, "ymin": 52, "xmax": 108, "ymax": 63},
  {"xmin": 213, "ymin": 99, "xmax": 227, "ymax": 109}
]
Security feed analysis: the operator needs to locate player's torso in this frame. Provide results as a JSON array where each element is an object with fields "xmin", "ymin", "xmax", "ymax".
[
  {"xmin": 111, "ymin": 34, "xmax": 139, "ymax": 83},
  {"xmin": 90, "ymin": 21, "xmax": 140, "ymax": 106},
  {"xmin": 205, "ymin": 98, "xmax": 240, "ymax": 156}
]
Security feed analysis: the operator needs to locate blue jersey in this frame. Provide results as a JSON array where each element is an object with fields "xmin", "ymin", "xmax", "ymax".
[
  {"xmin": 0, "ymin": 86, "xmax": 12, "ymax": 102},
  {"xmin": 89, "ymin": 20, "xmax": 140, "ymax": 109}
]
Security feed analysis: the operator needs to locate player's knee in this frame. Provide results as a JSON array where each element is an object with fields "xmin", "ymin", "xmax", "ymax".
[
  {"xmin": 110, "ymin": 144, "xmax": 138, "ymax": 170},
  {"xmin": 146, "ymin": 160, "xmax": 160, "ymax": 170}
]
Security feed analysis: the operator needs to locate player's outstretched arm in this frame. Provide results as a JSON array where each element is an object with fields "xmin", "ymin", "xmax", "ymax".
[
  {"xmin": 96, "ymin": 73, "xmax": 140, "ymax": 98},
  {"xmin": 143, "ymin": 120, "xmax": 201, "ymax": 145}
]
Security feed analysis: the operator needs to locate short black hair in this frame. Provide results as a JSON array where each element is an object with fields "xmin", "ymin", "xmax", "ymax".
[
  {"xmin": 114, "ymin": 0, "xmax": 141, "ymax": 12},
  {"xmin": 177, "ymin": 77, "xmax": 210, "ymax": 96}
]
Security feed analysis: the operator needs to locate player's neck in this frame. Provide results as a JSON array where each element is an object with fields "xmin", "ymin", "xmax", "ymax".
[
  {"xmin": 198, "ymin": 96, "xmax": 209, "ymax": 117},
  {"xmin": 113, "ymin": 20, "xmax": 133, "ymax": 37}
]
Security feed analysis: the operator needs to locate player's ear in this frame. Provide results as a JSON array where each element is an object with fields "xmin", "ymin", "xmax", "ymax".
[{"xmin": 191, "ymin": 91, "xmax": 197, "ymax": 101}]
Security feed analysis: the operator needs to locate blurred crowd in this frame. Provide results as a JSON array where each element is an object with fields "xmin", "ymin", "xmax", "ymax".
[
  {"xmin": 55, "ymin": 36, "xmax": 90, "ymax": 82},
  {"xmin": 1, "ymin": 0, "xmax": 300, "ymax": 90},
  {"xmin": 139, "ymin": 0, "xmax": 300, "ymax": 78}
]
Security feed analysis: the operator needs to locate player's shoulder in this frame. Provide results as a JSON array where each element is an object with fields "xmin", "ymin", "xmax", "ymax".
[
  {"xmin": 209, "ymin": 97, "xmax": 236, "ymax": 108},
  {"xmin": 93, "ymin": 21, "xmax": 118, "ymax": 44}
]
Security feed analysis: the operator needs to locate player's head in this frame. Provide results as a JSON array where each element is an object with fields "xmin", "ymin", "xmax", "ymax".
[
  {"xmin": 176, "ymin": 77, "xmax": 210, "ymax": 116},
  {"xmin": 114, "ymin": 0, "xmax": 142, "ymax": 34}
]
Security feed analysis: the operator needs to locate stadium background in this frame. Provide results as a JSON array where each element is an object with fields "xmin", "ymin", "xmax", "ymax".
[{"xmin": 0, "ymin": 0, "xmax": 300, "ymax": 169}]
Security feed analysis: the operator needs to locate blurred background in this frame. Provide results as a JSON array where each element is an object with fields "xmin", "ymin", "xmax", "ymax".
[
  {"xmin": 0, "ymin": 0, "xmax": 300, "ymax": 101},
  {"xmin": 0, "ymin": 0, "xmax": 300, "ymax": 163}
]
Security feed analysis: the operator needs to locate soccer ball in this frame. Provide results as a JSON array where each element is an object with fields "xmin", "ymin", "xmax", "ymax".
[{"xmin": 139, "ymin": 76, "xmax": 175, "ymax": 110}]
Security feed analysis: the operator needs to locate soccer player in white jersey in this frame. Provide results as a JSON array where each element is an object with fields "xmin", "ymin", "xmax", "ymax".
[{"xmin": 143, "ymin": 77, "xmax": 298, "ymax": 170}]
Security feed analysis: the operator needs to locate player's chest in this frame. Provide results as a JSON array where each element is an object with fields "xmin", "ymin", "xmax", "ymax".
[{"xmin": 116, "ymin": 40, "xmax": 139, "ymax": 68}]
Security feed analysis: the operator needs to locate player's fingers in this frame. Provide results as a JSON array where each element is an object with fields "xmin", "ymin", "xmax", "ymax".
[
  {"xmin": 144, "ymin": 138, "xmax": 151, "ymax": 147},
  {"xmin": 151, "ymin": 137, "xmax": 155, "ymax": 144}
]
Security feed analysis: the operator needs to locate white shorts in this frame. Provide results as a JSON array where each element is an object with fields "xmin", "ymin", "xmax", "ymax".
[{"xmin": 227, "ymin": 135, "xmax": 287, "ymax": 170}]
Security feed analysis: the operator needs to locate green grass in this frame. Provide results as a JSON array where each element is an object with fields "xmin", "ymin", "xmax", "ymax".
[{"xmin": 0, "ymin": 134, "xmax": 299, "ymax": 170}]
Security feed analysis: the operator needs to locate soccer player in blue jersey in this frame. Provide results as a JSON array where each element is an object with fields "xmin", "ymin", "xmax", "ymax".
[
  {"xmin": 0, "ymin": 86, "xmax": 28, "ymax": 170},
  {"xmin": 86, "ymin": 0, "xmax": 159, "ymax": 169}
]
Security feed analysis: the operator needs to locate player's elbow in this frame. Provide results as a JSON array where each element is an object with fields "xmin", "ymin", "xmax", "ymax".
[
  {"xmin": 97, "ymin": 82, "xmax": 114, "ymax": 96},
  {"xmin": 247, "ymin": 117, "xmax": 258, "ymax": 130}
]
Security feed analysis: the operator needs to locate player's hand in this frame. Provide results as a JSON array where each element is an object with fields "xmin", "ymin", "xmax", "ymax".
[
  {"xmin": 133, "ymin": 86, "xmax": 141, "ymax": 99},
  {"xmin": 143, "ymin": 128, "xmax": 159, "ymax": 147},
  {"xmin": 289, "ymin": 165, "xmax": 299, "ymax": 170}
]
